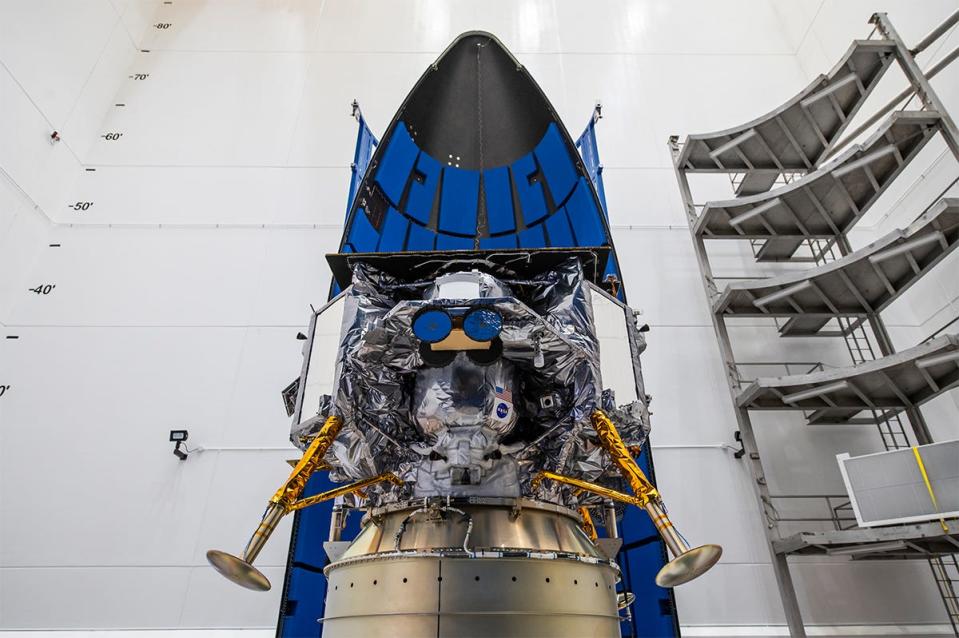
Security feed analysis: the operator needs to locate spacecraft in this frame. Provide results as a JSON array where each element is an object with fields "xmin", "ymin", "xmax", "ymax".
[{"xmin": 207, "ymin": 32, "xmax": 721, "ymax": 637}]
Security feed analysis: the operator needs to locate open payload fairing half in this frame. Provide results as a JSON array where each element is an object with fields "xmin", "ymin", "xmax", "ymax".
[{"xmin": 207, "ymin": 32, "xmax": 721, "ymax": 638}]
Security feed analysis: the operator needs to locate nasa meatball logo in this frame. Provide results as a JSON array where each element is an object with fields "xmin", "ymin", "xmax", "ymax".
[{"xmin": 496, "ymin": 402, "xmax": 509, "ymax": 419}]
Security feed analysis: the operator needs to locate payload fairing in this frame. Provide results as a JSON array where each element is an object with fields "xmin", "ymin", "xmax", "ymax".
[{"xmin": 207, "ymin": 32, "xmax": 720, "ymax": 637}]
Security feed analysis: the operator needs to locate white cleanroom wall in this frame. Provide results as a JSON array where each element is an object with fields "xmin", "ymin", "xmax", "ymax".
[{"xmin": 1, "ymin": 0, "xmax": 956, "ymax": 633}]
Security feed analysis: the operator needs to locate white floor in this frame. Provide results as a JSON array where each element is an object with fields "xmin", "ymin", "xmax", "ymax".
[{"xmin": 0, "ymin": 624, "xmax": 955, "ymax": 637}]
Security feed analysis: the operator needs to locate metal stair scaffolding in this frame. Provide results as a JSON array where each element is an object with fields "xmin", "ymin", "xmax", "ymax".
[
  {"xmin": 670, "ymin": 12, "xmax": 959, "ymax": 636},
  {"xmin": 808, "ymin": 236, "xmax": 912, "ymax": 450}
]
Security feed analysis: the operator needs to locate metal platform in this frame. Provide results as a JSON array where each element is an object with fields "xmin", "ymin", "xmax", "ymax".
[
  {"xmin": 694, "ymin": 112, "xmax": 942, "ymax": 261},
  {"xmin": 714, "ymin": 198, "xmax": 959, "ymax": 336},
  {"xmin": 736, "ymin": 334, "xmax": 959, "ymax": 424},
  {"xmin": 774, "ymin": 520, "xmax": 959, "ymax": 557},
  {"xmin": 676, "ymin": 40, "xmax": 896, "ymax": 174}
]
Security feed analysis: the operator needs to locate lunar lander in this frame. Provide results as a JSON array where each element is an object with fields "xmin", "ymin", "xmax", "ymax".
[{"xmin": 207, "ymin": 32, "xmax": 720, "ymax": 637}]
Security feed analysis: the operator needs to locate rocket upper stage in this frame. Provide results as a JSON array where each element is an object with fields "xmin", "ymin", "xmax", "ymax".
[{"xmin": 342, "ymin": 32, "xmax": 618, "ymax": 262}]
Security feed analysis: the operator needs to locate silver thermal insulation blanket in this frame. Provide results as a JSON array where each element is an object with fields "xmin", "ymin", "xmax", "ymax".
[{"xmin": 291, "ymin": 258, "xmax": 651, "ymax": 508}]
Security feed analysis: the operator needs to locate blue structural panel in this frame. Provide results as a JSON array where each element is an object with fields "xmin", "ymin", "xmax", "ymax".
[
  {"xmin": 576, "ymin": 111, "xmax": 610, "ymax": 217},
  {"xmin": 278, "ymin": 109, "xmax": 677, "ymax": 638},
  {"xmin": 333, "ymin": 119, "xmax": 626, "ymax": 292},
  {"xmin": 345, "ymin": 113, "xmax": 378, "ymax": 222}
]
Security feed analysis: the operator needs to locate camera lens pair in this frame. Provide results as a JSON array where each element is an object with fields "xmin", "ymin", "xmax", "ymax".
[
  {"xmin": 413, "ymin": 307, "xmax": 503, "ymax": 343},
  {"xmin": 414, "ymin": 306, "xmax": 504, "ymax": 367}
]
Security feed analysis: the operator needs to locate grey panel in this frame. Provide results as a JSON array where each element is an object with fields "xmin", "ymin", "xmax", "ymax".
[
  {"xmin": 735, "ymin": 170, "xmax": 780, "ymax": 196},
  {"xmin": 839, "ymin": 440, "xmax": 959, "ymax": 527},
  {"xmin": 754, "ymin": 237, "xmax": 805, "ymax": 262}
]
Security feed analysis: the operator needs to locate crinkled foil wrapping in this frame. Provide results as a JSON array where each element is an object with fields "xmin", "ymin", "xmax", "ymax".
[
  {"xmin": 290, "ymin": 258, "xmax": 652, "ymax": 509},
  {"xmin": 412, "ymin": 357, "xmax": 518, "ymax": 439}
]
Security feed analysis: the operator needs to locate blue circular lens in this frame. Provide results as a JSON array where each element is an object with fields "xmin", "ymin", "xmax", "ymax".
[
  {"xmin": 413, "ymin": 308, "xmax": 452, "ymax": 343},
  {"xmin": 463, "ymin": 308, "xmax": 502, "ymax": 342}
]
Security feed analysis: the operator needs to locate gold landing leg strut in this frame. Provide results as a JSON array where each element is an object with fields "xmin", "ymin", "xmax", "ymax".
[
  {"xmin": 535, "ymin": 410, "xmax": 723, "ymax": 587},
  {"xmin": 206, "ymin": 416, "xmax": 402, "ymax": 591}
]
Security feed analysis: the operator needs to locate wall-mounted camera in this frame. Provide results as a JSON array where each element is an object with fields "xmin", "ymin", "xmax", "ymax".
[{"xmin": 170, "ymin": 430, "xmax": 190, "ymax": 461}]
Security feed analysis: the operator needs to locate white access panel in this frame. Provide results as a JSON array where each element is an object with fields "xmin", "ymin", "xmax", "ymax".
[
  {"xmin": 837, "ymin": 439, "xmax": 959, "ymax": 528},
  {"xmin": 588, "ymin": 283, "xmax": 640, "ymax": 405},
  {"xmin": 297, "ymin": 292, "xmax": 347, "ymax": 425}
]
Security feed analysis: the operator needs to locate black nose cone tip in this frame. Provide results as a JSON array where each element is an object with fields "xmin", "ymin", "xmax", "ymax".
[{"xmin": 401, "ymin": 30, "xmax": 556, "ymax": 170}]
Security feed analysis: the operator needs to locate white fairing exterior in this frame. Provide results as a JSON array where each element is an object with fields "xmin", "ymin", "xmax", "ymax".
[{"xmin": 1, "ymin": 0, "xmax": 958, "ymax": 634}]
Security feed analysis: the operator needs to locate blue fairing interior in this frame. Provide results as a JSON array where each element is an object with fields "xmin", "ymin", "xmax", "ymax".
[{"xmin": 345, "ymin": 122, "xmax": 612, "ymax": 278}]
